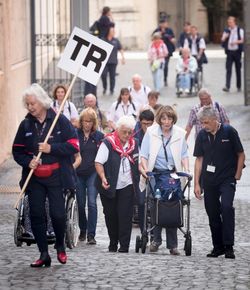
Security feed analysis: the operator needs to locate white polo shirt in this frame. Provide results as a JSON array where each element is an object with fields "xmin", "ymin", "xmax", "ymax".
[
  {"xmin": 52, "ymin": 100, "xmax": 79, "ymax": 121},
  {"xmin": 128, "ymin": 85, "xmax": 151, "ymax": 109},
  {"xmin": 107, "ymin": 101, "xmax": 137, "ymax": 123}
]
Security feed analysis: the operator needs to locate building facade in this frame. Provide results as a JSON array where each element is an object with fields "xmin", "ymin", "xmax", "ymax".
[{"xmin": 0, "ymin": 0, "xmax": 208, "ymax": 164}]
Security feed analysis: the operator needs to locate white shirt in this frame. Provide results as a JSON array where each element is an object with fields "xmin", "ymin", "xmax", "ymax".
[
  {"xmin": 107, "ymin": 101, "xmax": 137, "ymax": 123},
  {"xmin": 95, "ymin": 142, "xmax": 132, "ymax": 189},
  {"xmin": 52, "ymin": 100, "xmax": 79, "ymax": 121},
  {"xmin": 184, "ymin": 36, "xmax": 206, "ymax": 56},
  {"xmin": 228, "ymin": 26, "xmax": 244, "ymax": 51},
  {"xmin": 128, "ymin": 85, "xmax": 151, "ymax": 110}
]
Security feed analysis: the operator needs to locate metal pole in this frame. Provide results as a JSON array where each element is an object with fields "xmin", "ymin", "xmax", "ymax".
[
  {"xmin": 244, "ymin": 0, "xmax": 250, "ymax": 105},
  {"xmin": 70, "ymin": 0, "xmax": 89, "ymax": 105},
  {"xmin": 71, "ymin": 0, "xmax": 89, "ymax": 30},
  {"xmin": 30, "ymin": 0, "xmax": 36, "ymax": 83}
]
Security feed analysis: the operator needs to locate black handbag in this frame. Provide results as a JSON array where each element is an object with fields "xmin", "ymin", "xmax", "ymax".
[{"xmin": 152, "ymin": 199, "xmax": 183, "ymax": 228}]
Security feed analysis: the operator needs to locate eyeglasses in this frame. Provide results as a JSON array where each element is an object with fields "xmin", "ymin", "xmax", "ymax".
[
  {"xmin": 141, "ymin": 121, "xmax": 153, "ymax": 126},
  {"xmin": 120, "ymin": 130, "xmax": 133, "ymax": 136}
]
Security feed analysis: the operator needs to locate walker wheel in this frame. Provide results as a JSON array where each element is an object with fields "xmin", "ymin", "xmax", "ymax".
[
  {"xmin": 184, "ymin": 234, "xmax": 192, "ymax": 256},
  {"xmin": 135, "ymin": 235, "xmax": 141, "ymax": 253},
  {"xmin": 141, "ymin": 235, "xmax": 148, "ymax": 254}
]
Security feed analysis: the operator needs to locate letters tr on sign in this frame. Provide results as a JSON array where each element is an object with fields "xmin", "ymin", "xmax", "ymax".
[{"xmin": 58, "ymin": 27, "xmax": 114, "ymax": 85}]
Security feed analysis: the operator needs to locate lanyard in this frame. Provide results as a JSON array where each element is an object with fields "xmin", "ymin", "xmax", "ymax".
[
  {"xmin": 35, "ymin": 121, "xmax": 47, "ymax": 141},
  {"xmin": 122, "ymin": 104, "xmax": 128, "ymax": 115},
  {"xmin": 161, "ymin": 135, "xmax": 171, "ymax": 162}
]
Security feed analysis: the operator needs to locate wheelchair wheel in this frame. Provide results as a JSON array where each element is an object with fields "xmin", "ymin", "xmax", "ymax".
[
  {"xmin": 14, "ymin": 198, "xmax": 24, "ymax": 247},
  {"xmin": 65, "ymin": 194, "xmax": 79, "ymax": 249},
  {"xmin": 184, "ymin": 233, "xmax": 192, "ymax": 256},
  {"xmin": 135, "ymin": 235, "xmax": 141, "ymax": 253},
  {"xmin": 197, "ymin": 69, "xmax": 203, "ymax": 90},
  {"xmin": 141, "ymin": 235, "xmax": 148, "ymax": 254}
]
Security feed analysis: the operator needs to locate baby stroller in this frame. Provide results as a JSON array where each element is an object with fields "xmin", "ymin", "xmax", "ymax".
[
  {"xmin": 135, "ymin": 171, "xmax": 192, "ymax": 256},
  {"xmin": 14, "ymin": 189, "xmax": 79, "ymax": 249}
]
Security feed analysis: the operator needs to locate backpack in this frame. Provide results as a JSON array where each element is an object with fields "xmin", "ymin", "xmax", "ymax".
[
  {"xmin": 89, "ymin": 20, "xmax": 100, "ymax": 36},
  {"xmin": 53, "ymin": 100, "xmax": 71, "ymax": 117},
  {"xmin": 221, "ymin": 27, "xmax": 243, "ymax": 54}
]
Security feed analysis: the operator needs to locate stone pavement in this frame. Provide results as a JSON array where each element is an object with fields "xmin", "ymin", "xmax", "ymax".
[{"xmin": 0, "ymin": 46, "xmax": 250, "ymax": 289}]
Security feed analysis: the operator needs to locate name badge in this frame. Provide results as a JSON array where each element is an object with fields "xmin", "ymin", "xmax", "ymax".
[{"xmin": 207, "ymin": 165, "xmax": 216, "ymax": 173}]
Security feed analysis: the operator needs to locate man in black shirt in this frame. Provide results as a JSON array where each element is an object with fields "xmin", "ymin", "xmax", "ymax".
[{"xmin": 193, "ymin": 106, "xmax": 245, "ymax": 259}]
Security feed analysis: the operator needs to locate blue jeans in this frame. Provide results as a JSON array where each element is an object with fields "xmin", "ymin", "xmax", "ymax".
[
  {"xmin": 76, "ymin": 172, "xmax": 98, "ymax": 237},
  {"xmin": 152, "ymin": 66, "xmax": 164, "ymax": 92},
  {"xmin": 178, "ymin": 72, "xmax": 192, "ymax": 90}
]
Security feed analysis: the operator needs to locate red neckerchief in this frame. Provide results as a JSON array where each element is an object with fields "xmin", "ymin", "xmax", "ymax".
[
  {"xmin": 105, "ymin": 131, "xmax": 135, "ymax": 164},
  {"xmin": 151, "ymin": 39, "xmax": 164, "ymax": 57}
]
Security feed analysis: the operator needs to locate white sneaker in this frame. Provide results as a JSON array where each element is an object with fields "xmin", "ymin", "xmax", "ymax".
[
  {"xmin": 179, "ymin": 88, "xmax": 183, "ymax": 93},
  {"xmin": 184, "ymin": 88, "xmax": 190, "ymax": 94}
]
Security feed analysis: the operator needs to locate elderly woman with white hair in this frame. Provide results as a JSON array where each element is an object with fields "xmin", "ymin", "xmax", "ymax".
[
  {"xmin": 176, "ymin": 47, "xmax": 198, "ymax": 94},
  {"xmin": 12, "ymin": 83, "xmax": 79, "ymax": 267},
  {"xmin": 95, "ymin": 115, "xmax": 140, "ymax": 253}
]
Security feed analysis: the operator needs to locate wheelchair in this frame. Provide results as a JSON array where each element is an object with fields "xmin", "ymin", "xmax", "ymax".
[
  {"xmin": 176, "ymin": 68, "xmax": 203, "ymax": 98},
  {"xmin": 14, "ymin": 189, "xmax": 79, "ymax": 249}
]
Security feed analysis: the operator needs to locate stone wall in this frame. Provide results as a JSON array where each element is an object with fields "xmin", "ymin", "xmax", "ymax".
[{"xmin": 0, "ymin": 0, "xmax": 30, "ymax": 164}]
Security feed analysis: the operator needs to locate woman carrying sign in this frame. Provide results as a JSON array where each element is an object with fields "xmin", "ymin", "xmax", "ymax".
[{"xmin": 12, "ymin": 84, "xmax": 79, "ymax": 267}]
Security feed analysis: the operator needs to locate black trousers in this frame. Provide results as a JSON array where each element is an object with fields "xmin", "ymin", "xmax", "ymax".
[
  {"xmin": 101, "ymin": 63, "xmax": 117, "ymax": 93},
  {"xmin": 100, "ymin": 185, "xmax": 134, "ymax": 250},
  {"xmin": 163, "ymin": 56, "xmax": 170, "ymax": 83},
  {"xmin": 225, "ymin": 50, "xmax": 242, "ymax": 89},
  {"xmin": 28, "ymin": 171, "xmax": 66, "ymax": 253},
  {"xmin": 203, "ymin": 179, "xmax": 236, "ymax": 249}
]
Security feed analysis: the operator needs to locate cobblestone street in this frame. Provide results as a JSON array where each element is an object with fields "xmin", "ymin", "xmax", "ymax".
[{"xmin": 0, "ymin": 48, "xmax": 250, "ymax": 289}]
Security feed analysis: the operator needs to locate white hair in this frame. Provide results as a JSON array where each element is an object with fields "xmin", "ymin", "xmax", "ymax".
[
  {"xmin": 116, "ymin": 115, "xmax": 136, "ymax": 130},
  {"xmin": 22, "ymin": 83, "xmax": 52, "ymax": 109}
]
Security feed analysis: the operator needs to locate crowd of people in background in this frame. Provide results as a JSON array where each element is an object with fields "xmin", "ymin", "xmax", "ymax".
[{"xmin": 12, "ymin": 7, "xmax": 245, "ymax": 267}]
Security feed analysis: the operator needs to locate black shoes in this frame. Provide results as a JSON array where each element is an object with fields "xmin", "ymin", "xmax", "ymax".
[
  {"xmin": 207, "ymin": 248, "xmax": 225, "ymax": 258},
  {"xmin": 222, "ymin": 87, "xmax": 229, "ymax": 92},
  {"xmin": 87, "ymin": 235, "xmax": 97, "ymax": 245},
  {"xmin": 79, "ymin": 231, "xmax": 86, "ymax": 242},
  {"xmin": 118, "ymin": 247, "xmax": 129, "ymax": 253},
  {"xmin": 225, "ymin": 246, "xmax": 235, "ymax": 259},
  {"xmin": 207, "ymin": 246, "xmax": 235, "ymax": 259}
]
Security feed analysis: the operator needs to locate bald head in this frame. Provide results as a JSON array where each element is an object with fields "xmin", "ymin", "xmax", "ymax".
[
  {"xmin": 84, "ymin": 94, "xmax": 97, "ymax": 108},
  {"xmin": 132, "ymin": 74, "xmax": 142, "ymax": 90}
]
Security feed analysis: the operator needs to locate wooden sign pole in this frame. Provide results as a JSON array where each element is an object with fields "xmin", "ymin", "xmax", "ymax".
[{"xmin": 14, "ymin": 69, "xmax": 80, "ymax": 209}]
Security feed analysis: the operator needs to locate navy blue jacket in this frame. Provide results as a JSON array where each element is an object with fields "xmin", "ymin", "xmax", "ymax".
[
  {"xmin": 76, "ymin": 129, "xmax": 104, "ymax": 176},
  {"xmin": 12, "ymin": 108, "xmax": 79, "ymax": 190}
]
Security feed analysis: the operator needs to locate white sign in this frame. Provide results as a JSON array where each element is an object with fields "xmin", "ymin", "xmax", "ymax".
[{"xmin": 58, "ymin": 27, "xmax": 114, "ymax": 85}]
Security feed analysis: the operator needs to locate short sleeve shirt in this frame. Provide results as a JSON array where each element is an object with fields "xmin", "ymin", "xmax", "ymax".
[
  {"xmin": 95, "ymin": 142, "xmax": 132, "ymax": 189},
  {"xmin": 52, "ymin": 100, "xmax": 79, "ymax": 121},
  {"xmin": 193, "ymin": 124, "xmax": 244, "ymax": 185},
  {"xmin": 187, "ymin": 102, "xmax": 229, "ymax": 138}
]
